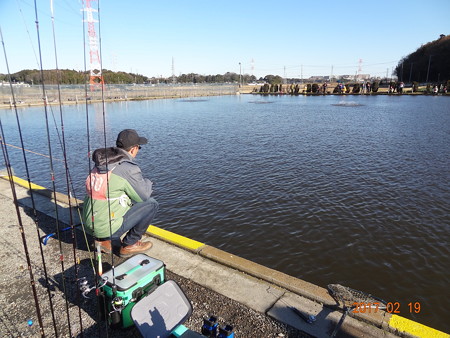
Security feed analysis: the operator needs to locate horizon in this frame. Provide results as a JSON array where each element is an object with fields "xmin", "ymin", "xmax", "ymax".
[
  {"xmin": 1, "ymin": 1, "xmax": 449, "ymax": 80},
  {"xmin": 0, "ymin": 68, "xmax": 399, "ymax": 83}
]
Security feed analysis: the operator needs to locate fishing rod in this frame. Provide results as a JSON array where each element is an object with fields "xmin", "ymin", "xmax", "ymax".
[
  {"xmin": 50, "ymin": 0, "xmax": 84, "ymax": 332},
  {"xmin": 0, "ymin": 59, "xmax": 100, "ymax": 318},
  {"xmin": 81, "ymin": 1, "xmax": 110, "ymax": 335},
  {"xmin": 95, "ymin": 0, "xmax": 122, "ymax": 330},
  {"xmin": 0, "ymin": 120, "xmax": 45, "ymax": 337},
  {"xmin": 94, "ymin": 0, "xmax": 120, "ymax": 333},
  {"xmin": 33, "ymin": 0, "xmax": 76, "ymax": 334},
  {"xmin": 1, "ymin": 25, "xmax": 57, "ymax": 337}
]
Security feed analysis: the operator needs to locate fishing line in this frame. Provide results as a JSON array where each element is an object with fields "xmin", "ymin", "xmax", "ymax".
[
  {"xmin": 0, "ymin": 141, "xmax": 64, "ymax": 162},
  {"xmin": 50, "ymin": 0, "xmax": 84, "ymax": 333},
  {"xmin": 1, "ymin": 24, "xmax": 59, "ymax": 337},
  {"xmin": 46, "ymin": 105, "xmax": 83, "ymax": 198},
  {"xmin": 14, "ymin": 0, "xmax": 40, "ymax": 69},
  {"xmin": 33, "ymin": 0, "xmax": 74, "ymax": 334}
]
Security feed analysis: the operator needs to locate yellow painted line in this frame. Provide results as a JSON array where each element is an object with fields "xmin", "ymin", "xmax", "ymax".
[
  {"xmin": 388, "ymin": 315, "xmax": 449, "ymax": 338},
  {"xmin": 146, "ymin": 225, "xmax": 205, "ymax": 251},
  {"xmin": 8, "ymin": 175, "xmax": 46, "ymax": 190}
]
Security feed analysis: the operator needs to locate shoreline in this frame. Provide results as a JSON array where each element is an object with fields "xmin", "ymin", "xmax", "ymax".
[
  {"xmin": 0, "ymin": 83, "xmax": 242, "ymax": 109},
  {"xmin": 2, "ymin": 83, "xmax": 448, "ymax": 109}
]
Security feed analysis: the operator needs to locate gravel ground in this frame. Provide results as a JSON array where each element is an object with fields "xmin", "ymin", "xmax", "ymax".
[{"xmin": 0, "ymin": 193, "xmax": 308, "ymax": 337}]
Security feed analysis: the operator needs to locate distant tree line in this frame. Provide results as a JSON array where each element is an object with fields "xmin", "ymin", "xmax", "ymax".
[
  {"xmin": 1, "ymin": 69, "xmax": 406, "ymax": 87},
  {"xmin": 0, "ymin": 69, "xmax": 151, "ymax": 85},
  {"xmin": 170, "ymin": 72, "xmax": 256, "ymax": 84},
  {"xmin": 0, "ymin": 69, "xmax": 258, "ymax": 85},
  {"xmin": 394, "ymin": 34, "xmax": 450, "ymax": 83},
  {"xmin": 0, "ymin": 69, "xmax": 86, "ymax": 85}
]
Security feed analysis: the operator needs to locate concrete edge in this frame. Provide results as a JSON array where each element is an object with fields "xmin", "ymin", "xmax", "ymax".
[
  {"xmin": 146, "ymin": 225, "xmax": 205, "ymax": 252},
  {"xmin": 1, "ymin": 175, "xmax": 83, "ymax": 207},
  {"xmin": 198, "ymin": 245, "xmax": 335, "ymax": 305},
  {"xmin": 4, "ymin": 174, "xmax": 449, "ymax": 337}
]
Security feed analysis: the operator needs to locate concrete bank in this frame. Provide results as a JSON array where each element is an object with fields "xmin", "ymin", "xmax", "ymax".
[{"xmin": 1, "ymin": 174, "xmax": 448, "ymax": 338}]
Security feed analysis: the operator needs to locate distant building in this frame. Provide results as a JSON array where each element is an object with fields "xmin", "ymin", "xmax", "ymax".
[
  {"xmin": 355, "ymin": 74, "xmax": 370, "ymax": 81},
  {"xmin": 0, "ymin": 81, "xmax": 30, "ymax": 87},
  {"xmin": 307, "ymin": 75, "xmax": 328, "ymax": 82},
  {"xmin": 292, "ymin": 74, "xmax": 378, "ymax": 83},
  {"xmin": 338, "ymin": 75, "xmax": 354, "ymax": 81}
]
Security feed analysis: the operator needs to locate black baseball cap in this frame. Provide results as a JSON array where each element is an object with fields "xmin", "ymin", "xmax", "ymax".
[{"xmin": 116, "ymin": 129, "xmax": 148, "ymax": 149}]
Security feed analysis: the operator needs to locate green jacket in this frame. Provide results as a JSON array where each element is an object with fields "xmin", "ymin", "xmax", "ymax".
[{"xmin": 82, "ymin": 147, "xmax": 153, "ymax": 239}]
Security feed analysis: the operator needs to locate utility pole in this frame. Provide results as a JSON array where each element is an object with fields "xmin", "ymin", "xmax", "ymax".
[
  {"xmin": 172, "ymin": 57, "xmax": 176, "ymax": 84},
  {"xmin": 401, "ymin": 62, "xmax": 404, "ymax": 82},
  {"xmin": 239, "ymin": 62, "xmax": 242, "ymax": 87},
  {"xmin": 301, "ymin": 64, "xmax": 303, "ymax": 84}
]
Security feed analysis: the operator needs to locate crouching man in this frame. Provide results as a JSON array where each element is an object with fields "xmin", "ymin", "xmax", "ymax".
[{"xmin": 82, "ymin": 129, "xmax": 158, "ymax": 257}]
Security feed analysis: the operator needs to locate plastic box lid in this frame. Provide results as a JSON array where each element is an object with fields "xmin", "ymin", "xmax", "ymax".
[
  {"xmin": 131, "ymin": 280, "xmax": 192, "ymax": 338},
  {"xmin": 102, "ymin": 253, "xmax": 164, "ymax": 291}
]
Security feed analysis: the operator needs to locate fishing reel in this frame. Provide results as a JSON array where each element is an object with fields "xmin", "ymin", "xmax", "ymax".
[
  {"xmin": 111, "ymin": 296, "xmax": 125, "ymax": 312},
  {"xmin": 78, "ymin": 276, "xmax": 108, "ymax": 298},
  {"xmin": 107, "ymin": 296, "xmax": 125, "ymax": 327}
]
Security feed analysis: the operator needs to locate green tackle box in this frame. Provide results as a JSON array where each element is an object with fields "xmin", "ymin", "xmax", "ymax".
[{"xmin": 100, "ymin": 253, "xmax": 165, "ymax": 328}]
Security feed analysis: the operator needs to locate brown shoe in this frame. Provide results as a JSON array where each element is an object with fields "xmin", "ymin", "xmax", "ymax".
[
  {"xmin": 94, "ymin": 240, "xmax": 112, "ymax": 254},
  {"xmin": 120, "ymin": 240, "xmax": 153, "ymax": 258}
]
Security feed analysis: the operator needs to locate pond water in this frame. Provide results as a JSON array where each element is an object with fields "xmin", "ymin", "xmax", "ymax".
[{"xmin": 1, "ymin": 94, "xmax": 449, "ymax": 333}]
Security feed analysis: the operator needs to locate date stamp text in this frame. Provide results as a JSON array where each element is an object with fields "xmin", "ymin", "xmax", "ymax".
[{"xmin": 352, "ymin": 302, "xmax": 421, "ymax": 314}]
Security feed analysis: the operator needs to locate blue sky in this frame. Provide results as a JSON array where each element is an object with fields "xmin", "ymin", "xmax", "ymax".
[{"xmin": 1, "ymin": 0, "xmax": 449, "ymax": 79}]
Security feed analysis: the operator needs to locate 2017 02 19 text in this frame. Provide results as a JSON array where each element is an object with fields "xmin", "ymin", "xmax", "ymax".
[{"xmin": 351, "ymin": 302, "xmax": 421, "ymax": 314}]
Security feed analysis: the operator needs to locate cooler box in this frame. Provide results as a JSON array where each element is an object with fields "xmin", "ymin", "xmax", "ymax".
[
  {"xmin": 101, "ymin": 254, "xmax": 165, "ymax": 328},
  {"xmin": 131, "ymin": 280, "xmax": 201, "ymax": 337}
]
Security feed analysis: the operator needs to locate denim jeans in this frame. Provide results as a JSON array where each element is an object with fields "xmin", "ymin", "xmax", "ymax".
[{"xmin": 111, "ymin": 198, "xmax": 159, "ymax": 247}]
